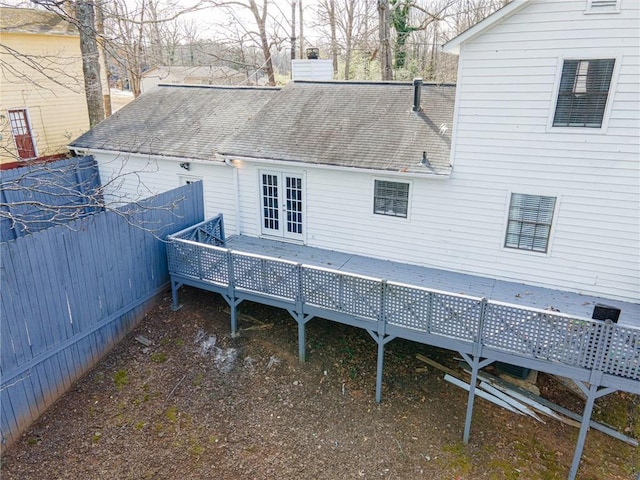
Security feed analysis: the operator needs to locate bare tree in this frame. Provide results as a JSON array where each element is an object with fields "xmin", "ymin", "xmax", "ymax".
[{"xmin": 207, "ymin": 0, "xmax": 281, "ymax": 85}]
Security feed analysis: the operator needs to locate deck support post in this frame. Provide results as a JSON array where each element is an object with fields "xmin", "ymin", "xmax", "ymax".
[
  {"xmin": 568, "ymin": 374, "xmax": 614, "ymax": 480},
  {"xmin": 460, "ymin": 352, "xmax": 493, "ymax": 444},
  {"xmin": 170, "ymin": 278, "xmax": 183, "ymax": 311},
  {"xmin": 367, "ymin": 330, "xmax": 395, "ymax": 403},
  {"xmin": 288, "ymin": 310, "xmax": 314, "ymax": 363},
  {"xmin": 222, "ymin": 295, "xmax": 243, "ymax": 337}
]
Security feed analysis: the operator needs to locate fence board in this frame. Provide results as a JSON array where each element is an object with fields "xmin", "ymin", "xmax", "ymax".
[
  {"xmin": 1, "ymin": 181, "xmax": 204, "ymax": 449},
  {"xmin": 0, "ymin": 156, "xmax": 102, "ymax": 241}
]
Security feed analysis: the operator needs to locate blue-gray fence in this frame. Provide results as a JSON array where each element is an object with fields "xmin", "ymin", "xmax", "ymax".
[
  {"xmin": 0, "ymin": 182, "xmax": 204, "ymax": 448},
  {"xmin": 0, "ymin": 156, "xmax": 102, "ymax": 241}
]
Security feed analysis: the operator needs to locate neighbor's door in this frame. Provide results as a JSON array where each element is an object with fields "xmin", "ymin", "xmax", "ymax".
[
  {"xmin": 8, "ymin": 109, "xmax": 37, "ymax": 160},
  {"xmin": 260, "ymin": 171, "xmax": 304, "ymax": 241}
]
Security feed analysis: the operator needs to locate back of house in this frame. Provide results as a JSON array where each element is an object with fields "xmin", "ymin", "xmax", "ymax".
[{"xmin": 71, "ymin": 0, "xmax": 639, "ymax": 317}]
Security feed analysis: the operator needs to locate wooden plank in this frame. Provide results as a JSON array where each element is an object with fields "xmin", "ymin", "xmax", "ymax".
[
  {"xmin": 444, "ymin": 374, "xmax": 522, "ymax": 415},
  {"xmin": 479, "ymin": 372, "xmax": 639, "ymax": 447},
  {"xmin": 479, "ymin": 382, "xmax": 544, "ymax": 422},
  {"xmin": 481, "ymin": 376, "xmax": 580, "ymax": 428},
  {"xmin": 416, "ymin": 353, "xmax": 465, "ymax": 379}
]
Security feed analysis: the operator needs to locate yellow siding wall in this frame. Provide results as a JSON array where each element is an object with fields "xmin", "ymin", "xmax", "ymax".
[{"xmin": 0, "ymin": 32, "xmax": 90, "ymax": 164}]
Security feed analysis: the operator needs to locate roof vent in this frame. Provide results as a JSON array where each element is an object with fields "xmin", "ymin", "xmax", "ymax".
[
  {"xmin": 306, "ymin": 48, "xmax": 319, "ymax": 60},
  {"xmin": 412, "ymin": 78, "xmax": 423, "ymax": 112}
]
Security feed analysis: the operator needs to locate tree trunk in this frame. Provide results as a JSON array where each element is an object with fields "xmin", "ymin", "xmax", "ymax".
[
  {"xmin": 298, "ymin": 0, "xmax": 304, "ymax": 59},
  {"xmin": 329, "ymin": 0, "xmax": 338, "ymax": 75},
  {"xmin": 377, "ymin": 0, "xmax": 392, "ymax": 80},
  {"xmin": 250, "ymin": 0, "xmax": 276, "ymax": 86},
  {"xmin": 77, "ymin": 0, "xmax": 105, "ymax": 128},
  {"xmin": 95, "ymin": 0, "xmax": 112, "ymax": 117}
]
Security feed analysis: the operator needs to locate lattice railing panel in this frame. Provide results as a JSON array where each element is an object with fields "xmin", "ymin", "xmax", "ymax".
[
  {"xmin": 172, "ymin": 214, "xmax": 225, "ymax": 246},
  {"xmin": 199, "ymin": 247, "xmax": 229, "ymax": 285},
  {"xmin": 384, "ymin": 284, "xmax": 431, "ymax": 331},
  {"xmin": 303, "ymin": 268, "xmax": 381, "ymax": 319},
  {"xmin": 599, "ymin": 325, "xmax": 640, "ymax": 380},
  {"xmin": 232, "ymin": 254, "xmax": 298, "ymax": 300},
  {"xmin": 428, "ymin": 293, "xmax": 482, "ymax": 341},
  {"xmin": 482, "ymin": 303, "xmax": 603, "ymax": 368},
  {"xmin": 167, "ymin": 241, "xmax": 200, "ymax": 278},
  {"xmin": 302, "ymin": 268, "xmax": 342, "ymax": 310}
]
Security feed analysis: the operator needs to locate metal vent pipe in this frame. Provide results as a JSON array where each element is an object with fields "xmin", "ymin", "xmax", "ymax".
[{"xmin": 412, "ymin": 78, "xmax": 423, "ymax": 112}]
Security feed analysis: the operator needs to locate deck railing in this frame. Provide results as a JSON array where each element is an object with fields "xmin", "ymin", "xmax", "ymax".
[{"xmin": 167, "ymin": 217, "xmax": 640, "ymax": 383}]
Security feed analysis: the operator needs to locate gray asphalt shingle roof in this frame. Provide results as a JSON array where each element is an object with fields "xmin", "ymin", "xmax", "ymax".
[
  {"xmin": 221, "ymin": 80, "xmax": 455, "ymax": 175},
  {"xmin": 71, "ymin": 80, "xmax": 456, "ymax": 174},
  {"xmin": 71, "ymin": 85, "xmax": 280, "ymax": 160}
]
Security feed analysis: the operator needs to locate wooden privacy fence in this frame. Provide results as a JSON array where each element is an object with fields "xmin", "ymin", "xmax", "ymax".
[
  {"xmin": 0, "ymin": 182, "xmax": 204, "ymax": 448},
  {"xmin": 0, "ymin": 156, "xmax": 102, "ymax": 241}
]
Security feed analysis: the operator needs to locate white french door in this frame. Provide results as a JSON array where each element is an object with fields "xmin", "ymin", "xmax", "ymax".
[{"xmin": 260, "ymin": 171, "xmax": 304, "ymax": 241}]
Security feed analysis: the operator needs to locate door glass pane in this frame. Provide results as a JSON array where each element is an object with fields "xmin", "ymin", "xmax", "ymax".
[
  {"xmin": 285, "ymin": 176, "xmax": 303, "ymax": 234},
  {"xmin": 262, "ymin": 174, "xmax": 279, "ymax": 230}
]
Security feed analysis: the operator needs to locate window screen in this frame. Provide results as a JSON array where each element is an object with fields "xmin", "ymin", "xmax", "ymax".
[
  {"xmin": 374, "ymin": 180, "xmax": 409, "ymax": 218},
  {"xmin": 505, "ymin": 194, "xmax": 556, "ymax": 253},
  {"xmin": 553, "ymin": 59, "xmax": 615, "ymax": 128}
]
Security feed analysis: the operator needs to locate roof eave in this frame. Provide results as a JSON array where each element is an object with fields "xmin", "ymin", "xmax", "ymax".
[
  {"xmin": 223, "ymin": 154, "xmax": 452, "ymax": 179},
  {"xmin": 442, "ymin": 0, "xmax": 531, "ymax": 55}
]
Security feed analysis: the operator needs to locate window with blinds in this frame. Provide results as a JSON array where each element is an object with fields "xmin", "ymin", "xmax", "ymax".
[
  {"xmin": 374, "ymin": 180, "xmax": 409, "ymax": 218},
  {"xmin": 553, "ymin": 59, "xmax": 615, "ymax": 128},
  {"xmin": 505, "ymin": 194, "xmax": 556, "ymax": 253}
]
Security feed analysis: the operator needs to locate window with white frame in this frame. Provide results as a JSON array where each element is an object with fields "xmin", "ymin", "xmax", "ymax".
[
  {"xmin": 373, "ymin": 180, "xmax": 409, "ymax": 218},
  {"xmin": 505, "ymin": 194, "xmax": 556, "ymax": 253},
  {"xmin": 553, "ymin": 58, "xmax": 615, "ymax": 128}
]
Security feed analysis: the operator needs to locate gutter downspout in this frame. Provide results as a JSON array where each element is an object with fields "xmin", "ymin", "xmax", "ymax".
[{"xmin": 224, "ymin": 158, "xmax": 241, "ymax": 236}]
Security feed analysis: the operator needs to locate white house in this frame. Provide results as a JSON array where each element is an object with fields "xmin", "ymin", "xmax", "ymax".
[{"xmin": 70, "ymin": 0, "xmax": 639, "ymax": 318}]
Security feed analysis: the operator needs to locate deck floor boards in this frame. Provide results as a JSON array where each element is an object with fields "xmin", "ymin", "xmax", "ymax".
[{"xmin": 226, "ymin": 235, "xmax": 639, "ymax": 328}]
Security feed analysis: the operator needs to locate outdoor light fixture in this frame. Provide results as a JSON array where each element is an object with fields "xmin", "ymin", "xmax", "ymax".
[{"xmin": 180, "ymin": 162, "xmax": 190, "ymax": 171}]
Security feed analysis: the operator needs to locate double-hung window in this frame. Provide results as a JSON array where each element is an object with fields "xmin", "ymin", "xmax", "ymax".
[
  {"xmin": 505, "ymin": 193, "xmax": 556, "ymax": 253},
  {"xmin": 553, "ymin": 58, "xmax": 615, "ymax": 128},
  {"xmin": 374, "ymin": 180, "xmax": 409, "ymax": 218}
]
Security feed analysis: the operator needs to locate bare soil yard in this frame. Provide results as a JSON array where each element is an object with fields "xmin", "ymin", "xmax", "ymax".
[{"xmin": 2, "ymin": 287, "xmax": 639, "ymax": 479}]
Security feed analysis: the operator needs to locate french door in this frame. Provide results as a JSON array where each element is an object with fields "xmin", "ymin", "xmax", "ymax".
[{"xmin": 260, "ymin": 171, "xmax": 304, "ymax": 241}]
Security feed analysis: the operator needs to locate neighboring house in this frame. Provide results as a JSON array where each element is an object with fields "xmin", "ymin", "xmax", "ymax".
[
  {"xmin": 0, "ymin": 7, "xmax": 90, "ymax": 167},
  {"xmin": 140, "ymin": 65, "xmax": 247, "ymax": 93},
  {"xmin": 70, "ymin": 0, "xmax": 639, "ymax": 314}
]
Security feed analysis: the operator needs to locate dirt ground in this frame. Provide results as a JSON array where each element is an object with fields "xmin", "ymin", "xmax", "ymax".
[{"xmin": 2, "ymin": 286, "xmax": 639, "ymax": 479}]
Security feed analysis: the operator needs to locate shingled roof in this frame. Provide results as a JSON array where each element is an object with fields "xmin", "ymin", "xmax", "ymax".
[
  {"xmin": 70, "ymin": 85, "xmax": 280, "ymax": 160},
  {"xmin": 71, "ymin": 80, "xmax": 455, "ymax": 174},
  {"xmin": 0, "ymin": 7, "xmax": 78, "ymax": 36},
  {"xmin": 220, "ymin": 80, "xmax": 455, "ymax": 175}
]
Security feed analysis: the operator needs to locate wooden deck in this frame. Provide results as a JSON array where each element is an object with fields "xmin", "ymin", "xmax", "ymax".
[
  {"xmin": 167, "ymin": 216, "xmax": 639, "ymax": 480},
  {"xmin": 226, "ymin": 235, "xmax": 640, "ymax": 329}
]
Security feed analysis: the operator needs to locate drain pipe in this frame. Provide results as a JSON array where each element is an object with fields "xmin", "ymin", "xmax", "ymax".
[
  {"xmin": 224, "ymin": 158, "xmax": 241, "ymax": 236},
  {"xmin": 412, "ymin": 78, "xmax": 423, "ymax": 112}
]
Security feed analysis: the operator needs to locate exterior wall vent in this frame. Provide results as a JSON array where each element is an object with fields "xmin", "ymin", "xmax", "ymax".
[
  {"xmin": 586, "ymin": 0, "xmax": 620, "ymax": 13},
  {"xmin": 592, "ymin": 304, "xmax": 621, "ymax": 323}
]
